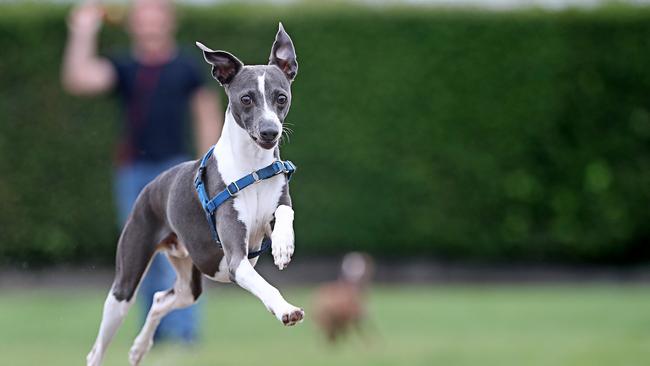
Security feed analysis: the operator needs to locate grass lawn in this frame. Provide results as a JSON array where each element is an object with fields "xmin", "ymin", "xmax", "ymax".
[{"xmin": 0, "ymin": 284, "xmax": 649, "ymax": 366}]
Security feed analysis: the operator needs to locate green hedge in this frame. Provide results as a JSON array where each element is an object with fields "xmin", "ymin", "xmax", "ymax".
[{"xmin": 1, "ymin": 4, "xmax": 649, "ymax": 265}]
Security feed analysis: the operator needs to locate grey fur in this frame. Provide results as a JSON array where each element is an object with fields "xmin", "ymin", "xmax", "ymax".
[
  {"xmin": 225, "ymin": 66, "xmax": 291, "ymax": 145},
  {"xmin": 88, "ymin": 25, "xmax": 301, "ymax": 366},
  {"xmin": 110, "ymin": 24, "xmax": 299, "ymax": 302}
]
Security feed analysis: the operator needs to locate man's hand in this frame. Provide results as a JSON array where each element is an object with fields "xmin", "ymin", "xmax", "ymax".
[
  {"xmin": 61, "ymin": 1, "xmax": 115, "ymax": 96},
  {"xmin": 68, "ymin": 1, "xmax": 104, "ymax": 35}
]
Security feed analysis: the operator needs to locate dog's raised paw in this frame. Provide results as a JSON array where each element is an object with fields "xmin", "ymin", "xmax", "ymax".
[
  {"xmin": 271, "ymin": 227, "xmax": 294, "ymax": 270},
  {"xmin": 281, "ymin": 307, "xmax": 304, "ymax": 326}
]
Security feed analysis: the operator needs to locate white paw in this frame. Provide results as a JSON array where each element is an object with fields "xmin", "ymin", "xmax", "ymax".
[
  {"xmin": 273, "ymin": 303, "xmax": 304, "ymax": 326},
  {"xmin": 128, "ymin": 338, "xmax": 153, "ymax": 366},
  {"xmin": 86, "ymin": 345, "xmax": 101, "ymax": 366},
  {"xmin": 271, "ymin": 225, "xmax": 294, "ymax": 270}
]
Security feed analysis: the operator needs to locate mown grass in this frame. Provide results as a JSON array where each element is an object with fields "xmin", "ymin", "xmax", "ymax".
[{"xmin": 0, "ymin": 285, "xmax": 649, "ymax": 366}]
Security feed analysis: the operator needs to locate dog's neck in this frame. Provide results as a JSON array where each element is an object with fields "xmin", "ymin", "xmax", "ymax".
[{"xmin": 213, "ymin": 109, "xmax": 278, "ymax": 175}]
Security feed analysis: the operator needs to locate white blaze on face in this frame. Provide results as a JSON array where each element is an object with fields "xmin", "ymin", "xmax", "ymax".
[{"xmin": 257, "ymin": 72, "xmax": 282, "ymax": 128}]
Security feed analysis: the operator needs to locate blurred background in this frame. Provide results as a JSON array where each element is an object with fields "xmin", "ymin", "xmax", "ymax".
[{"xmin": 1, "ymin": 0, "xmax": 650, "ymax": 365}]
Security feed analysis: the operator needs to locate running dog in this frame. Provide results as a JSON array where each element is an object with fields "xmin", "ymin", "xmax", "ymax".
[
  {"xmin": 313, "ymin": 253, "xmax": 374, "ymax": 343},
  {"xmin": 87, "ymin": 23, "xmax": 303, "ymax": 366}
]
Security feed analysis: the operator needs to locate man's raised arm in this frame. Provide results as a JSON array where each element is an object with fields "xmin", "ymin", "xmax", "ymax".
[{"xmin": 61, "ymin": 2, "xmax": 116, "ymax": 96}]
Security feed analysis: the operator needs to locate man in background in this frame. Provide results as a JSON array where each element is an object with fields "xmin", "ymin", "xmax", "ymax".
[{"xmin": 62, "ymin": 0, "xmax": 222, "ymax": 343}]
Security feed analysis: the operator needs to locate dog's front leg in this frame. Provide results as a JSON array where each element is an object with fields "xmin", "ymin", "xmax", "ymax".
[
  {"xmin": 271, "ymin": 204, "xmax": 294, "ymax": 270},
  {"xmin": 222, "ymin": 236, "xmax": 303, "ymax": 325},
  {"xmin": 231, "ymin": 257, "xmax": 303, "ymax": 325}
]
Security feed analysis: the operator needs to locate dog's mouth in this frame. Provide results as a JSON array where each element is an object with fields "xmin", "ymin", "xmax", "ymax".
[{"xmin": 251, "ymin": 135, "xmax": 277, "ymax": 150}]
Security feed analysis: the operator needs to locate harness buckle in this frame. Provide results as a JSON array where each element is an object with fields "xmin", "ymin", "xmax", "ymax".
[
  {"xmin": 252, "ymin": 171, "xmax": 260, "ymax": 183},
  {"xmin": 194, "ymin": 166, "xmax": 207, "ymax": 188},
  {"xmin": 226, "ymin": 182, "xmax": 240, "ymax": 196},
  {"xmin": 272, "ymin": 161, "xmax": 284, "ymax": 175}
]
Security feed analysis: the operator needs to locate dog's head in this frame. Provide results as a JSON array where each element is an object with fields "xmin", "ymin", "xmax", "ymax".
[
  {"xmin": 341, "ymin": 252, "xmax": 374, "ymax": 286},
  {"xmin": 196, "ymin": 23, "xmax": 298, "ymax": 150}
]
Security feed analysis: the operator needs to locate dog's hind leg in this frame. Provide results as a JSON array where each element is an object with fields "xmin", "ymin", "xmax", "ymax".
[
  {"xmin": 86, "ymin": 291, "xmax": 134, "ymax": 366},
  {"xmin": 128, "ymin": 249, "xmax": 201, "ymax": 366},
  {"xmin": 86, "ymin": 242, "xmax": 152, "ymax": 366},
  {"xmin": 87, "ymin": 191, "xmax": 161, "ymax": 366}
]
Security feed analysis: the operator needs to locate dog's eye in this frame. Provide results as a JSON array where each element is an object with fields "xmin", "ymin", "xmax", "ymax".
[
  {"xmin": 277, "ymin": 94, "xmax": 288, "ymax": 105},
  {"xmin": 241, "ymin": 95, "xmax": 252, "ymax": 105}
]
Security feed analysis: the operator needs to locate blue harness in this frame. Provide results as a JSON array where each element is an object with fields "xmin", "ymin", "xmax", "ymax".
[{"xmin": 193, "ymin": 146, "xmax": 296, "ymax": 259}]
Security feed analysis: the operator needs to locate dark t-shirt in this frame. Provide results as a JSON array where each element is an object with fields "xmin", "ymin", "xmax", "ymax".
[{"xmin": 109, "ymin": 51, "xmax": 204, "ymax": 164}]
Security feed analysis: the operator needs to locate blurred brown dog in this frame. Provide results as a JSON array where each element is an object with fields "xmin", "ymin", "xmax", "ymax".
[{"xmin": 312, "ymin": 252, "xmax": 374, "ymax": 343}]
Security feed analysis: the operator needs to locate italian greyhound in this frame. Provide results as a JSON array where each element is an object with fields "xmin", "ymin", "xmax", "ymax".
[{"xmin": 86, "ymin": 23, "xmax": 303, "ymax": 366}]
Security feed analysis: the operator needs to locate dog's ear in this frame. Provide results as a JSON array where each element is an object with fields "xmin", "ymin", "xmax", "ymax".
[
  {"xmin": 269, "ymin": 23, "xmax": 298, "ymax": 82},
  {"xmin": 196, "ymin": 42, "xmax": 243, "ymax": 86}
]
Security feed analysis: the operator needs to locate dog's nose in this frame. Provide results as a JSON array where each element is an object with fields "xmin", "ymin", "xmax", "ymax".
[{"xmin": 260, "ymin": 128, "xmax": 279, "ymax": 142}]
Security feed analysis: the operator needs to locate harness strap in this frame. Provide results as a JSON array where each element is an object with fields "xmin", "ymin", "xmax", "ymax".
[{"xmin": 194, "ymin": 146, "xmax": 296, "ymax": 259}]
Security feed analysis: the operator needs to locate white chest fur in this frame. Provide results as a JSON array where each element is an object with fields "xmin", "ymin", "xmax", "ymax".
[{"xmin": 213, "ymin": 112, "xmax": 285, "ymax": 249}]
